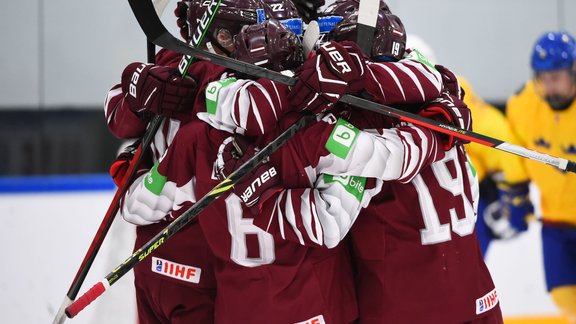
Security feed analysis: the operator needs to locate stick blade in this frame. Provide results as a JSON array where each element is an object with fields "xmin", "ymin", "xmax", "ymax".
[{"xmin": 302, "ymin": 20, "xmax": 320, "ymax": 57}]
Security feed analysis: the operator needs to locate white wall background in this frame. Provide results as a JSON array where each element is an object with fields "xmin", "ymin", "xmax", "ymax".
[
  {"xmin": 1, "ymin": 0, "xmax": 574, "ymax": 108},
  {"xmin": 0, "ymin": 189, "xmax": 562, "ymax": 323}
]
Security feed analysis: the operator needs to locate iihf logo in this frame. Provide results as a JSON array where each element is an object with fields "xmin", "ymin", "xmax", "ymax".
[
  {"xmin": 151, "ymin": 257, "xmax": 201, "ymax": 284},
  {"xmin": 476, "ymin": 288, "xmax": 498, "ymax": 315}
]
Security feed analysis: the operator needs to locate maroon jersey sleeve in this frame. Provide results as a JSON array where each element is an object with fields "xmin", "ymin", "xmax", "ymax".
[
  {"xmin": 197, "ymin": 75, "xmax": 291, "ymax": 136},
  {"xmin": 252, "ymin": 112, "xmax": 445, "ymax": 249},
  {"xmin": 364, "ymin": 56, "xmax": 443, "ymax": 105},
  {"xmin": 120, "ymin": 120, "xmax": 228, "ymax": 225}
]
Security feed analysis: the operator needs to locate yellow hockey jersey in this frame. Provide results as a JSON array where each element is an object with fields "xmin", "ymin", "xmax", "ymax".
[
  {"xmin": 460, "ymin": 77, "xmax": 528, "ymax": 183},
  {"xmin": 506, "ymin": 79, "xmax": 576, "ymax": 225}
]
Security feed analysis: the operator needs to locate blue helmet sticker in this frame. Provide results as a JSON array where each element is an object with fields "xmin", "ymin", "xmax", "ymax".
[{"xmin": 317, "ymin": 15, "xmax": 343, "ymax": 34}]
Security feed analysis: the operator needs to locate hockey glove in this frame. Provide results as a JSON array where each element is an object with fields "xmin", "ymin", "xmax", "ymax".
[
  {"xmin": 121, "ymin": 62, "xmax": 198, "ymax": 119},
  {"xmin": 418, "ymin": 92, "xmax": 472, "ymax": 150},
  {"xmin": 483, "ymin": 200, "xmax": 519, "ymax": 240},
  {"xmin": 435, "ymin": 65, "xmax": 463, "ymax": 100},
  {"xmin": 290, "ymin": 41, "xmax": 367, "ymax": 113},
  {"xmin": 216, "ymin": 136, "xmax": 282, "ymax": 213},
  {"xmin": 496, "ymin": 181, "xmax": 533, "ymax": 233},
  {"xmin": 109, "ymin": 140, "xmax": 142, "ymax": 187}
]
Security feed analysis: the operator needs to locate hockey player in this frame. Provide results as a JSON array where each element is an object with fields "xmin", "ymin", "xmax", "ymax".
[
  {"xmin": 223, "ymin": 7, "xmax": 502, "ymax": 322},
  {"xmin": 200, "ymin": 16, "xmax": 445, "ymax": 138},
  {"xmin": 106, "ymin": 0, "xmax": 300, "ymax": 151},
  {"xmin": 506, "ymin": 31, "xmax": 576, "ymax": 324},
  {"xmin": 121, "ymin": 98, "xmax": 456, "ymax": 323},
  {"xmin": 405, "ymin": 34, "xmax": 531, "ymax": 256},
  {"xmin": 116, "ymin": 7, "xmax": 463, "ymax": 322},
  {"xmin": 105, "ymin": 1, "xmax": 295, "ymax": 322},
  {"xmin": 313, "ymin": 11, "xmax": 503, "ymax": 323}
]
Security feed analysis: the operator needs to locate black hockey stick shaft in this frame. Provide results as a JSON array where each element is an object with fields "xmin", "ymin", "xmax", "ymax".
[
  {"xmin": 65, "ymin": 113, "xmax": 317, "ymax": 318},
  {"xmin": 127, "ymin": 0, "xmax": 576, "ymax": 174}
]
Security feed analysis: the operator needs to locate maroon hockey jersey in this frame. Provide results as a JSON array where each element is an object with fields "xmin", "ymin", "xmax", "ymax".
[
  {"xmin": 122, "ymin": 119, "xmax": 359, "ymax": 323},
  {"xmin": 348, "ymin": 111, "xmax": 502, "ymax": 323}
]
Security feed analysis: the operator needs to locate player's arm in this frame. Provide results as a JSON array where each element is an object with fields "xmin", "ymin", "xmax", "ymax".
[
  {"xmin": 119, "ymin": 122, "xmax": 201, "ymax": 225},
  {"xmin": 197, "ymin": 76, "xmax": 291, "ymax": 136},
  {"xmin": 362, "ymin": 48, "xmax": 444, "ymax": 105},
  {"xmin": 214, "ymin": 132, "xmax": 382, "ymax": 248},
  {"xmin": 104, "ymin": 49, "xmax": 198, "ymax": 139},
  {"xmin": 286, "ymin": 41, "xmax": 445, "ymax": 116},
  {"xmin": 215, "ymin": 117, "xmax": 443, "ymax": 247},
  {"xmin": 254, "ymin": 175, "xmax": 382, "ymax": 248},
  {"xmin": 104, "ymin": 84, "xmax": 149, "ymax": 139},
  {"xmin": 308, "ymin": 116, "xmax": 445, "ymax": 184}
]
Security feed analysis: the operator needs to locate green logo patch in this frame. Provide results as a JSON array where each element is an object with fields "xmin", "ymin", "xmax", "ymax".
[
  {"xmin": 144, "ymin": 163, "xmax": 167, "ymax": 195},
  {"xmin": 407, "ymin": 49, "xmax": 436, "ymax": 70},
  {"xmin": 324, "ymin": 174, "xmax": 367, "ymax": 202},
  {"xmin": 205, "ymin": 77, "xmax": 237, "ymax": 114},
  {"xmin": 325, "ymin": 118, "xmax": 360, "ymax": 159}
]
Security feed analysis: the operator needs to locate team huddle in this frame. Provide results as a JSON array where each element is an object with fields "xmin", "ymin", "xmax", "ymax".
[{"xmin": 104, "ymin": 0, "xmax": 504, "ymax": 322}]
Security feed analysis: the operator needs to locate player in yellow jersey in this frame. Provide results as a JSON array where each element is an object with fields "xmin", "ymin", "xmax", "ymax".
[{"xmin": 506, "ymin": 31, "xmax": 576, "ymax": 324}]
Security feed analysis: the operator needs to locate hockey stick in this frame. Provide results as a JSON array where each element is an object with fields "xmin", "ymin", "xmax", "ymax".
[
  {"xmin": 51, "ymin": 10, "xmax": 167, "ymax": 324},
  {"xmin": 65, "ymin": 113, "xmax": 317, "ymax": 318},
  {"xmin": 127, "ymin": 0, "xmax": 576, "ymax": 174},
  {"xmin": 53, "ymin": 1, "xmax": 222, "ymax": 323},
  {"xmin": 356, "ymin": 0, "xmax": 379, "ymax": 55},
  {"xmin": 302, "ymin": 20, "xmax": 320, "ymax": 57}
]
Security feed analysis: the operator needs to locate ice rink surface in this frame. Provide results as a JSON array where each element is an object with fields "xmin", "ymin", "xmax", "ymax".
[
  {"xmin": 0, "ymin": 191, "xmax": 136, "ymax": 323},
  {"xmin": 0, "ymin": 189, "xmax": 562, "ymax": 323}
]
